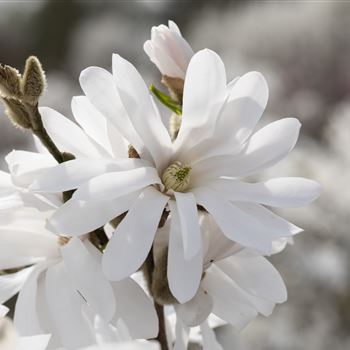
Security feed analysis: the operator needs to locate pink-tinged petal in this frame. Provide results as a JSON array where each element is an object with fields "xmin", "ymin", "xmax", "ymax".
[
  {"xmin": 192, "ymin": 118, "xmax": 301, "ymax": 183},
  {"xmin": 45, "ymin": 262, "xmax": 94, "ymax": 349},
  {"xmin": 168, "ymin": 201, "xmax": 202, "ymax": 303},
  {"xmin": 72, "ymin": 167, "xmax": 161, "ymax": 201},
  {"xmin": 47, "ymin": 191, "xmax": 139, "ymax": 236},
  {"xmin": 205, "ymin": 177, "xmax": 321, "ymax": 208},
  {"xmin": 193, "ymin": 188, "xmax": 286, "ymax": 254},
  {"xmin": 0, "ymin": 266, "xmax": 35, "ymax": 304},
  {"xmin": 39, "ymin": 107, "xmax": 108, "ymax": 158},
  {"xmin": 202, "ymin": 265, "xmax": 257, "ymax": 330},
  {"xmin": 79, "ymin": 67, "xmax": 146, "ymax": 157},
  {"xmin": 174, "ymin": 192, "xmax": 201, "ymax": 260},
  {"xmin": 61, "ymin": 238, "xmax": 115, "ymax": 322},
  {"xmin": 102, "ymin": 187, "xmax": 168, "ymax": 281},
  {"xmin": 175, "ymin": 288, "xmax": 213, "ymax": 327},
  {"xmin": 30, "ymin": 158, "xmax": 149, "ymax": 193},
  {"xmin": 175, "ymin": 49, "xmax": 227, "ymax": 153},
  {"xmin": 111, "ymin": 278, "xmax": 158, "ymax": 339},
  {"xmin": 112, "ymin": 54, "xmax": 172, "ymax": 170}
]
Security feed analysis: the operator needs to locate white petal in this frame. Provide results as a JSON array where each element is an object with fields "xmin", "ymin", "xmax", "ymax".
[
  {"xmin": 72, "ymin": 167, "xmax": 161, "ymax": 201},
  {"xmin": 45, "ymin": 262, "xmax": 94, "ymax": 348},
  {"xmin": 0, "ymin": 266, "xmax": 35, "ymax": 304},
  {"xmin": 216, "ymin": 255, "xmax": 287, "ymax": 303},
  {"xmin": 175, "ymin": 49, "xmax": 227, "ymax": 152},
  {"xmin": 31, "ymin": 158, "xmax": 149, "ymax": 192},
  {"xmin": 173, "ymin": 317, "xmax": 190, "ymax": 350},
  {"xmin": 168, "ymin": 201, "xmax": 202, "ymax": 303},
  {"xmin": 18, "ymin": 334, "xmax": 51, "ymax": 350},
  {"xmin": 14, "ymin": 262, "xmax": 52, "ymax": 335},
  {"xmin": 202, "ymin": 265, "xmax": 257, "ymax": 330},
  {"xmin": 39, "ymin": 107, "xmax": 108, "ymax": 158},
  {"xmin": 72, "ymin": 96, "xmax": 127, "ymax": 157},
  {"xmin": 112, "ymin": 54, "xmax": 172, "ymax": 170},
  {"xmin": 175, "ymin": 288, "xmax": 213, "ymax": 327},
  {"xmin": 47, "ymin": 191, "xmax": 139, "ymax": 236},
  {"xmin": 174, "ymin": 192, "xmax": 201, "ymax": 260},
  {"xmin": 194, "ymin": 188, "xmax": 282, "ymax": 254},
  {"xmin": 79, "ymin": 66, "xmax": 145, "ymax": 155},
  {"xmin": 206, "ymin": 177, "xmax": 322, "ymax": 208},
  {"xmin": 0, "ymin": 304, "xmax": 9, "ymax": 317},
  {"xmin": 192, "ymin": 118, "xmax": 301, "ymax": 182},
  {"xmin": 111, "ymin": 278, "xmax": 158, "ymax": 339},
  {"xmin": 102, "ymin": 187, "xmax": 168, "ymax": 280},
  {"xmin": 200, "ymin": 321, "xmax": 223, "ymax": 350},
  {"xmin": 61, "ymin": 238, "xmax": 115, "ymax": 322},
  {"xmin": 6, "ymin": 151, "xmax": 56, "ymax": 188}
]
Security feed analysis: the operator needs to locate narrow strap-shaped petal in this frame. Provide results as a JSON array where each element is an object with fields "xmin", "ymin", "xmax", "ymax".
[
  {"xmin": 174, "ymin": 191, "xmax": 201, "ymax": 260},
  {"xmin": 102, "ymin": 187, "xmax": 169, "ymax": 281},
  {"xmin": 168, "ymin": 200, "xmax": 203, "ymax": 303},
  {"xmin": 200, "ymin": 320, "xmax": 223, "ymax": 350},
  {"xmin": 173, "ymin": 316, "xmax": 190, "ymax": 350}
]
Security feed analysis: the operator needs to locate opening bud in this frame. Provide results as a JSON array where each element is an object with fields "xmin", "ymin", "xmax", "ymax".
[{"xmin": 2, "ymin": 98, "xmax": 31, "ymax": 129}]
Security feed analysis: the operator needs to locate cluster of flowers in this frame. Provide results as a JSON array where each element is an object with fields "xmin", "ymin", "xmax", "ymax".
[{"xmin": 0, "ymin": 21, "xmax": 321, "ymax": 350}]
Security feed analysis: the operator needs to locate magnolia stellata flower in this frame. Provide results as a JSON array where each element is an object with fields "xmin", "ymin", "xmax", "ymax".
[
  {"xmin": 144, "ymin": 20, "xmax": 194, "ymax": 80},
  {"xmin": 30, "ymin": 49, "xmax": 321, "ymax": 304},
  {"xmin": 153, "ymin": 211, "xmax": 287, "ymax": 350},
  {"xmin": 0, "ymin": 171, "xmax": 157, "ymax": 349}
]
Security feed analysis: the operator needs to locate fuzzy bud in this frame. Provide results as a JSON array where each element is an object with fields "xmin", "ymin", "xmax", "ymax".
[
  {"xmin": 162, "ymin": 161, "xmax": 191, "ymax": 192},
  {"xmin": 0, "ymin": 64, "xmax": 21, "ymax": 98},
  {"xmin": 21, "ymin": 56, "xmax": 46, "ymax": 105},
  {"xmin": 151, "ymin": 248, "xmax": 178, "ymax": 305},
  {"xmin": 2, "ymin": 98, "xmax": 31, "ymax": 129}
]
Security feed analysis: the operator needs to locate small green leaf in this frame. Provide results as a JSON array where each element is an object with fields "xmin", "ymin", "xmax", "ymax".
[{"xmin": 150, "ymin": 85, "xmax": 182, "ymax": 115}]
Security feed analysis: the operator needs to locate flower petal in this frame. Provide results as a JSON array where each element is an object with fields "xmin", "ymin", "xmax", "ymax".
[
  {"xmin": 113, "ymin": 54, "xmax": 172, "ymax": 170},
  {"xmin": 61, "ymin": 238, "xmax": 116, "ymax": 322},
  {"xmin": 216, "ymin": 255, "xmax": 287, "ymax": 303},
  {"xmin": 45, "ymin": 262, "xmax": 94, "ymax": 348},
  {"xmin": 192, "ymin": 118, "xmax": 301, "ymax": 182},
  {"xmin": 31, "ymin": 158, "xmax": 149, "ymax": 193},
  {"xmin": 72, "ymin": 167, "xmax": 161, "ymax": 201},
  {"xmin": 39, "ymin": 107, "xmax": 108, "ymax": 158},
  {"xmin": 79, "ymin": 66, "xmax": 145, "ymax": 155},
  {"xmin": 102, "ymin": 187, "xmax": 168, "ymax": 280},
  {"xmin": 193, "ymin": 188, "xmax": 285, "ymax": 254},
  {"xmin": 18, "ymin": 335, "xmax": 51, "ymax": 350},
  {"xmin": 174, "ymin": 192, "xmax": 201, "ymax": 260},
  {"xmin": 175, "ymin": 49, "xmax": 227, "ymax": 152},
  {"xmin": 168, "ymin": 201, "xmax": 202, "ymax": 303},
  {"xmin": 111, "ymin": 278, "xmax": 158, "ymax": 339},
  {"xmin": 200, "ymin": 321, "xmax": 223, "ymax": 350},
  {"xmin": 173, "ymin": 317, "xmax": 190, "ymax": 350},
  {"xmin": 202, "ymin": 265, "xmax": 257, "ymax": 330},
  {"xmin": 206, "ymin": 177, "xmax": 322, "ymax": 208},
  {"xmin": 47, "ymin": 192, "xmax": 139, "ymax": 236}
]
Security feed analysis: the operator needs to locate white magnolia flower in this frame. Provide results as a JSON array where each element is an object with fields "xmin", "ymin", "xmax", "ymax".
[
  {"xmin": 31, "ymin": 49, "xmax": 321, "ymax": 304},
  {"xmin": 0, "ymin": 171, "xmax": 158, "ymax": 349},
  {"xmin": 144, "ymin": 20, "xmax": 194, "ymax": 79},
  {"xmin": 155, "ymin": 212, "xmax": 287, "ymax": 350}
]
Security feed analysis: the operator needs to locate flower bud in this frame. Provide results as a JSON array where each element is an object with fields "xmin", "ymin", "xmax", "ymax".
[
  {"xmin": 2, "ymin": 97, "xmax": 31, "ymax": 129},
  {"xmin": 162, "ymin": 161, "xmax": 191, "ymax": 192},
  {"xmin": 144, "ymin": 20, "xmax": 194, "ymax": 80},
  {"xmin": 21, "ymin": 56, "xmax": 46, "ymax": 105},
  {"xmin": 0, "ymin": 64, "xmax": 21, "ymax": 99}
]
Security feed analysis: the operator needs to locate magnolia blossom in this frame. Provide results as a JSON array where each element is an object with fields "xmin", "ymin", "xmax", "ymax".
[
  {"xmin": 0, "ymin": 170, "xmax": 157, "ymax": 349},
  {"xmin": 144, "ymin": 20, "xmax": 194, "ymax": 79},
  {"xmin": 153, "ymin": 211, "xmax": 287, "ymax": 350},
  {"xmin": 30, "ymin": 49, "xmax": 321, "ymax": 305}
]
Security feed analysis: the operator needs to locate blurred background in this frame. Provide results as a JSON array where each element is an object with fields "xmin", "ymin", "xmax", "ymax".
[{"xmin": 0, "ymin": 1, "xmax": 349, "ymax": 349}]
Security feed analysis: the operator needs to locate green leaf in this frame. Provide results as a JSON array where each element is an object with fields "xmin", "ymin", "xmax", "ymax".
[{"xmin": 150, "ymin": 85, "xmax": 182, "ymax": 115}]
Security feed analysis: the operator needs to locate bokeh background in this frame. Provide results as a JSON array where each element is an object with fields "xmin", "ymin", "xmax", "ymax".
[{"xmin": 0, "ymin": 1, "xmax": 349, "ymax": 349}]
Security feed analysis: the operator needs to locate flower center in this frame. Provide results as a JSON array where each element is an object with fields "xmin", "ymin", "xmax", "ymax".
[{"xmin": 162, "ymin": 161, "xmax": 191, "ymax": 192}]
